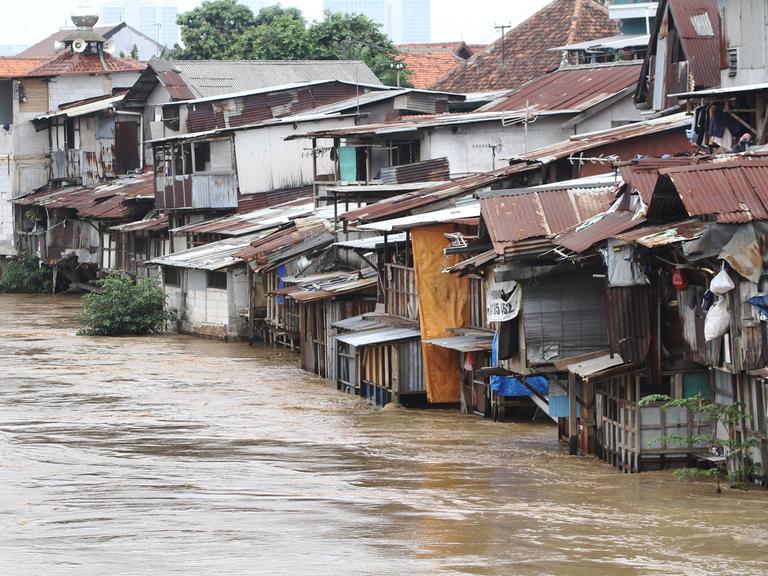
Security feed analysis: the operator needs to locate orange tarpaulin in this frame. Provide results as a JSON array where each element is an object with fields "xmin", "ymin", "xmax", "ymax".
[{"xmin": 411, "ymin": 225, "xmax": 469, "ymax": 403}]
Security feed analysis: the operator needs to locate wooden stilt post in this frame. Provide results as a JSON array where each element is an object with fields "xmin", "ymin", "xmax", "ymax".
[{"xmin": 569, "ymin": 371, "xmax": 578, "ymax": 455}]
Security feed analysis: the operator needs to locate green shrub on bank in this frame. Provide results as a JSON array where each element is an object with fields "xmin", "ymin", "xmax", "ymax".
[
  {"xmin": 0, "ymin": 252, "xmax": 52, "ymax": 293},
  {"xmin": 77, "ymin": 273, "xmax": 173, "ymax": 336}
]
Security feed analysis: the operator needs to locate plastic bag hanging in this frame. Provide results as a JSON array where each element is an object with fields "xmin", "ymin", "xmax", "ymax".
[
  {"xmin": 704, "ymin": 297, "xmax": 730, "ymax": 341},
  {"xmin": 710, "ymin": 264, "xmax": 735, "ymax": 294}
]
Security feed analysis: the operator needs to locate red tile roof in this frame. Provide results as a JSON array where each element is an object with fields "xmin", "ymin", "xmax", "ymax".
[
  {"xmin": 397, "ymin": 43, "xmax": 469, "ymax": 89},
  {"xmin": 481, "ymin": 61, "xmax": 642, "ymax": 113},
  {"xmin": 0, "ymin": 57, "xmax": 49, "ymax": 78},
  {"xmin": 430, "ymin": 0, "xmax": 619, "ymax": 93},
  {"xmin": 23, "ymin": 51, "xmax": 146, "ymax": 77},
  {"xmin": 16, "ymin": 25, "xmax": 121, "ymax": 59}
]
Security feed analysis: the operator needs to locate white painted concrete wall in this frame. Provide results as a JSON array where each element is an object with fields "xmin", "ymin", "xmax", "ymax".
[
  {"xmin": 573, "ymin": 94, "xmax": 645, "ymax": 135},
  {"xmin": 420, "ymin": 117, "xmax": 566, "ymax": 177},
  {"xmin": 234, "ymin": 117, "xmax": 355, "ymax": 194},
  {"xmin": 719, "ymin": 0, "xmax": 768, "ymax": 88},
  {"xmin": 111, "ymin": 27, "xmax": 164, "ymax": 61},
  {"xmin": 164, "ymin": 266, "xmax": 249, "ymax": 340}
]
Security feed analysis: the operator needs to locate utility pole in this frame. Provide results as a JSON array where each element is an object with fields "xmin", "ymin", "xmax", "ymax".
[{"xmin": 494, "ymin": 23, "xmax": 511, "ymax": 65}]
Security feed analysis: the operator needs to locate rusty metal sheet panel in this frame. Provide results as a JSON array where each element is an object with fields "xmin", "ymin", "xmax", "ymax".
[
  {"xmin": 190, "ymin": 173, "xmax": 238, "ymax": 209},
  {"xmin": 667, "ymin": 0, "xmax": 722, "ymax": 88},
  {"xmin": 380, "ymin": 157, "xmax": 450, "ymax": 185},
  {"xmin": 556, "ymin": 211, "xmax": 644, "ymax": 253},
  {"xmin": 606, "ymin": 285, "xmax": 652, "ymax": 364},
  {"xmin": 661, "ymin": 159, "xmax": 768, "ymax": 222},
  {"xmin": 485, "ymin": 62, "xmax": 642, "ymax": 113}
]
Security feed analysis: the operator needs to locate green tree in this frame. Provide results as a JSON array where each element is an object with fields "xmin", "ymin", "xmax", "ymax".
[
  {"xmin": 77, "ymin": 273, "xmax": 174, "ymax": 336},
  {"xmin": 638, "ymin": 393, "xmax": 760, "ymax": 493},
  {"xmin": 130, "ymin": 44, "xmax": 139, "ymax": 59},
  {"xmin": 306, "ymin": 11, "xmax": 410, "ymax": 86},
  {"xmin": 0, "ymin": 252, "xmax": 52, "ymax": 294},
  {"xmin": 174, "ymin": 0, "xmax": 256, "ymax": 60},
  {"xmin": 237, "ymin": 6, "xmax": 309, "ymax": 60},
  {"xmin": 170, "ymin": 2, "xmax": 410, "ymax": 86}
]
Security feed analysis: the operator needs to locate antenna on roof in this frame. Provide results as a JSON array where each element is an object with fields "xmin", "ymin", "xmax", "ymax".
[
  {"xmin": 502, "ymin": 100, "xmax": 539, "ymax": 152},
  {"xmin": 494, "ymin": 23, "xmax": 511, "ymax": 66}
]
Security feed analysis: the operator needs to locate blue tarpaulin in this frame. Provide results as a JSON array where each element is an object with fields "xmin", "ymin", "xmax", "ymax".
[{"xmin": 490, "ymin": 332, "xmax": 549, "ymax": 397}]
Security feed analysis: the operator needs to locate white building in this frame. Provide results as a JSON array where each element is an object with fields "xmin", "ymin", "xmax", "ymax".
[
  {"xmin": 323, "ymin": 0, "xmax": 431, "ymax": 43},
  {"xmin": 100, "ymin": 0, "xmax": 179, "ymax": 48},
  {"xmin": 0, "ymin": 8, "xmax": 144, "ymax": 259}
]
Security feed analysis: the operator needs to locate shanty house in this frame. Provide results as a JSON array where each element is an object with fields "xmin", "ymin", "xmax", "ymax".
[
  {"xmin": 0, "ymin": 7, "xmax": 144, "ymax": 260},
  {"xmin": 634, "ymin": 0, "xmax": 721, "ymax": 110}
]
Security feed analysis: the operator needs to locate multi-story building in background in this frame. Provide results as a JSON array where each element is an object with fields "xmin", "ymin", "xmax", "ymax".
[
  {"xmin": 101, "ymin": 0, "xmax": 179, "ymax": 48},
  {"xmin": 324, "ymin": 0, "xmax": 431, "ymax": 43}
]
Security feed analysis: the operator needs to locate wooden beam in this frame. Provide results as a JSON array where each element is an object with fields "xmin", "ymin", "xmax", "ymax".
[{"xmin": 568, "ymin": 371, "xmax": 578, "ymax": 455}]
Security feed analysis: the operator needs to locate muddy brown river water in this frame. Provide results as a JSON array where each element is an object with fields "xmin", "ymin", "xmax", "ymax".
[{"xmin": 1, "ymin": 294, "xmax": 767, "ymax": 575}]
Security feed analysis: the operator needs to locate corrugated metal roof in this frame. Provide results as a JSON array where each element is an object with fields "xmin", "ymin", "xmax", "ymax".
[
  {"xmin": 235, "ymin": 220, "xmax": 335, "ymax": 271},
  {"xmin": 12, "ymin": 172, "xmax": 155, "ymax": 221},
  {"xmin": 551, "ymin": 33, "xmax": 650, "ymax": 51},
  {"xmin": 287, "ymin": 271, "xmax": 378, "ymax": 302},
  {"xmin": 35, "ymin": 93, "xmax": 125, "ymax": 121},
  {"xmin": 334, "ymin": 233, "xmax": 408, "ymax": 250},
  {"xmin": 111, "ymin": 213, "xmax": 169, "ymax": 233},
  {"xmin": 339, "ymin": 113, "xmax": 690, "ymax": 225},
  {"xmin": 667, "ymin": 0, "xmax": 721, "ymax": 89},
  {"xmin": 336, "ymin": 327, "xmax": 421, "ymax": 347},
  {"xmin": 171, "ymin": 199, "xmax": 316, "ymax": 236},
  {"xmin": 481, "ymin": 180, "xmax": 620, "ymax": 254},
  {"xmin": 331, "ymin": 315, "xmax": 385, "ymax": 332},
  {"xmin": 425, "ymin": 334, "xmax": 494, "ymax": 352},
  {"xmin": 150, "ymin": 230, "xmax": 271, "ymax": 271},
  {"xmin": 672, "ymin": 83, "xmax": 768, "ymax": 99},
  {"xmin": 614, "ymin": 218, "xmax": 708, "ymax": 247},
  {"xmin": 555, "ymin": 210, "xmax": 645, "ymax": 253},
  {"xmin": 619, "ymin": 157, "xmax": 699, "ymax": 204},
  {"xmin": 358, "ymin": 200, "xmax": 480, "ymax": 232},
  {"xmin": 443, "ymin": 249, "xmax": 498, "ymax": 274},
  {"xmin": 480, "ymin": 62, "xmax": 642, "ymax": 114},
  {"xmin": 560, "ymin": 351, "xmax": 627, "ymax": 377},
  {"xmin": 148, "ymin": 59, "xmax": 382, "ymax": 99},
  {"xmin": 657, "ymin": 158, "xmax": 768, "ymax": 223}
]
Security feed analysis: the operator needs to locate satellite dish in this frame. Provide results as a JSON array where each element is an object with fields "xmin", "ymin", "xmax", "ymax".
[
  {"xmin": 72, "ymin": 38, "xmax": 87, "ymax": 53},
  {"xmin": 103, "ymin": 39, "xmax": 116, "ymax": 54},
  {"xmin": 53, "ymin": 40, "xmax": 66, "ymax": 53}
]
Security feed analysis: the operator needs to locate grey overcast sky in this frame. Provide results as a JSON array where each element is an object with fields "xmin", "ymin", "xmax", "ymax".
[{"xmin": 2, "ymin": 0, "xmax": 555, "ymax": 47}]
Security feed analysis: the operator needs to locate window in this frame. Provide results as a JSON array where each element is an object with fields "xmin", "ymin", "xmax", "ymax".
[
  {"xmin": 393, "ymin": 140, "xmax": 421, "ymax": 165},
  {"xmin": 0, "ymin": 80, "xmax": 12, "ymax": 125},
  {"xmin": 207, "ymin": 270, "xmax": 227, "ymax": 289},
  {"xmin": 194, "ymin": 141, "xmax": 210, "ymax": 172},
  {"xmin": 65, "ymin": 117, "xmax": 76, "ymax": 150},
  {"xmin": 182, "ymin": 143, "xmax": 192, "ymax": 175},
  {"xmin": 163, "ymin": 266, "xmax": 180, "ymax": 286}
]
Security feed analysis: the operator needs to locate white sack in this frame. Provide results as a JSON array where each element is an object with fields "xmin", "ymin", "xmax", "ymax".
[
  {"xmin": 710, "ymin": 267, "xmax": 735, "ymax": 294},
  {"xmin": 704, "ymin": 297, "xmax": 730, "ymax": 341}
]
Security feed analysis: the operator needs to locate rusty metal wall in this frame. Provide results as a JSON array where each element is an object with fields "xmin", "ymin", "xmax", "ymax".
[
  {"xmin": 186, "ymin": 82, "xmax": 366, "ymax": 133},
  {"xmin": 380, "ymin": 157, "xmax": 450, "ymax": 184},
  {"xmin": 606, "ymin": 285, "xmax": 652, "ymax": 364}
]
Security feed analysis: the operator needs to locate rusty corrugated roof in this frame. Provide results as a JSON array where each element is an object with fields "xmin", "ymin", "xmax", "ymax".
[
  {"xmin": 656, "ymin": 158, "xmax": 768, "ymax": 223},
  {"xmin": 619, "ymin": 157, "xmax": 702, "ymax": 204},
  {"xmin": 555, "ymin": 210, "xmax": 644, "ymax": 253},
  {"xmin": 614, "ymin": 218, "xmax": 708, "ymax": 247},
  {"xmin": 481, "ymin": 182, "xmax": 619, "ymax": 255},
  {"xmin": 235, "ymin": 221, "xmax": 335, "ymax": 271},
  {"xmin": 481, "ymin": 62, "xmax": 642, "ymax": 113},
  {"xmin": 111, "ymin": 213, "xmax": 169, "ymax": 233},
  {"xmin": 667, "ymin": 0, "xmax": 721, "ymax": 89},
  {"xmin": 13, "ymin": 172, "xmax": 154, "ymax": 221}
]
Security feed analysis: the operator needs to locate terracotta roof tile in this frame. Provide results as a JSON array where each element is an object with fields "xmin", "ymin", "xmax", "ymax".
[
  {"xmin": 23, "ymin": 51, "xmax": 145, "ymax": 77},
  {"xmin": 0, "ymin": 58, "xmax": 49, "ymax": 77},
  {"xmin": 430, "ymin": 0, "xmax": 619, "ymax": 93},
  {"xmin": 397, "ymin": 42, "xmax": 483, "ymax": 88}
]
